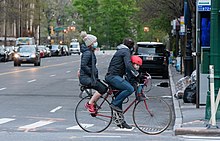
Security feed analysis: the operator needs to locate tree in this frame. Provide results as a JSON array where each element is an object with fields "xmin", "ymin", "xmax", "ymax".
[{"xmin": 73, "ymin": 0, "xmax": 138, "ymax": 48}]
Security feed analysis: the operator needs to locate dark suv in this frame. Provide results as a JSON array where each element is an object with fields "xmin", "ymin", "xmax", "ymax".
[{"xmin": 135, "ymin": 42, "xmax": 169, "ymax": 79}]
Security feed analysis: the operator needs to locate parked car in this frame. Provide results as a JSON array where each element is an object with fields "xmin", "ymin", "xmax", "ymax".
[
  {"xmin": 50, "ymin": 44, "xmax": 62, "ymax": 56},
  {"xmin": 45, "ymin": 47, "xmax": 52, "ymax": 57},
  {"xmin": 0, "ymin": 45, "xmax": 8, "ymax": 62},
  {"xmin": 13, "ymin": 45, "xmax": 41, "ymax": 66},
  {"xmin": 61, "ymin": 45, "xmax": 70, "ymax": 56},
  {"xmin": 38, "ymin": 45, "xmax": 47, "ymax": 58},
  {"xmin": 135, "ymin": 42, "xmax": 170, "ymax": 79},
  {"xmin": 5, "ymin": 46, "xmax": 15, "ymax": 61},
  {"xmin": 69, "ymin": 42, "xmax": 80, "ymax": 55}
]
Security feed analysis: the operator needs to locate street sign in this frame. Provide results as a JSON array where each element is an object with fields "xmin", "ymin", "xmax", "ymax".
[
  {"xmin": 54, "ymin": 27, "xmax": 66, "ymax": 32},
  {"xmin": 198, "ymin": 0, "xmax": 211, "ymax": 11},
  {"xmin": 180, "ymin": 16, "xmax": 185, "ymax": 36}
]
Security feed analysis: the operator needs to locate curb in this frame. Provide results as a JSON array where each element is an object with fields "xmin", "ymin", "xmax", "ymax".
[
  {"xmin": 169, "ymin": 65, "xmax": 183, "ymax": 132},
  {"xmin": 175, "ymin": 127, "xmax": 220, "ymax": 136},
  {"xmin": 169, "ymin": 65, "xmax": 220, "ymax": 136}
]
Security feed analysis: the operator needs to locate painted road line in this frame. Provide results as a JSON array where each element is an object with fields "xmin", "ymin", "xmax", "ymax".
[
  {"xmin": 50, "ymin": 74, "xmax": 56, "ymax": 77},
  {"xmin": 0, "ymin": 60, "xmax": 80, "ymax": 76},
  {"xmin": 66, "ymin": 124, "xmax": 94, "ymax": 130},
  {"xmin": 50, "ymin": 106, "xmax": 62, "ymax": 113},
  {"xmin": 0, "ymin": 87, "xmax": 6, "ymax": 91},
  {"xmin": 115, "ymin": 127, "xmax": 135, "ymax": 131},
  {"xmin": 66, "ymin": 71, "xmax": 71, "ymax": 73},
  {"xmin": 84, "ymin": 135, "xmax": 121, "ymax": 138},
  {"xmin": 18, "ymin": 120, "xmax": 55, "ymax": 132},
  {"xmin": 27, "ymin": 79, "xmax": 36, "ymax": 83},
  {"xmin": 0, "ymin": 118, "xmax": 15, "ymax": 124}
]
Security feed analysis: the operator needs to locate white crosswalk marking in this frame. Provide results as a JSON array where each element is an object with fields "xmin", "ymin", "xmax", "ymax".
[
  {"xmin": 18, "ymin": 120, "xmax": 55, "ymax": 132},
  {"xmin": 115, "ymin": 127, "xmax": 135, "ymax": 131},
  {"xmin": 0, "ymin": 118, "xmax": 15, "ymax": 124},
  {"xmin": 0, "ymin": 87, "xmax": 6, "ymax": 91},
  {"xmin": 66, "ymin": 124, "xmax": 94, "ymax": 130}
]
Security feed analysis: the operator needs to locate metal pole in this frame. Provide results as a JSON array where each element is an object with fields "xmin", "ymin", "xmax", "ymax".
[
  {"xmin": 206, "ymin": 0, "xmax": 220, "ymax": 121},
  {"xmin": 195, "ymin": 0, "xmax": 200, "ymax": 108}
]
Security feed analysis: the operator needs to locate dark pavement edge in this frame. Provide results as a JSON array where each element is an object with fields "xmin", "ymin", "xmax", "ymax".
[{"xmin": 169, "ymin": 65, "xmax": 220, "ymax": 136}]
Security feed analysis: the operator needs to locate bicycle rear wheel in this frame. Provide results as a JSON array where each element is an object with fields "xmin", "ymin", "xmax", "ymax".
[
  {"xmin": 75, "ymin": 96, "xmax": 113, "ymax": 133},
  {"xmin": 133, "ymin": 96, "xmax": 171, "ymax": 135}
]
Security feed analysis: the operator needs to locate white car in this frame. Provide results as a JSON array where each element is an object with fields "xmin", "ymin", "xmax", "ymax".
[{"xmin": 69, "ymin": 42, "xmax": 80, "ymax": 55}]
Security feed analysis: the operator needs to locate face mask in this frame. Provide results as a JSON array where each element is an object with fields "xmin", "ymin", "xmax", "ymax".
[{"xmin": 93, "ymin": 42, "xmax": 98, "ymax": 48}]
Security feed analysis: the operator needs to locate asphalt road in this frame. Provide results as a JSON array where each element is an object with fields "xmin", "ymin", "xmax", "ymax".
[{"xmin": 0, "ymin": 53, "xmax": 180, "ymax": 141}]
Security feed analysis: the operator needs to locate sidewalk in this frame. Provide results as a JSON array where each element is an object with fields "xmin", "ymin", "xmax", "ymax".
[{"xmin": 169, "ymin": 65, "xmax": 220, "ymax": 136}]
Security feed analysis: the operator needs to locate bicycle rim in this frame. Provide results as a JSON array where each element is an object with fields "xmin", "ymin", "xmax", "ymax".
[
  {"xmin": 133, "ymin": 96, "xmax": 171, "ymax": 135},
  {"xmin": 75, "ymin": 96, "xmax": 112, "ymax": 133}
]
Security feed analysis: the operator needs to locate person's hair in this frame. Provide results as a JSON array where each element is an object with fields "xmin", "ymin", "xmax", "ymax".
[{"xmin": 123, "ymin": 38, "xmax": 134, "ymax": 49}]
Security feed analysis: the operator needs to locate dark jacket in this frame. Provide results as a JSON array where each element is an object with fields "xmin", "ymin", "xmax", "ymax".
[
  {"xmin": 126, "ymin": 70, "xmax": 145, "ymax": 88},
  {"xmin": 106, "ymin": 44, "xmax": 139, "ymax": 77},
  {"xmin": 79, "ymin": 44, "xmax": 98, "ymax": 86}
]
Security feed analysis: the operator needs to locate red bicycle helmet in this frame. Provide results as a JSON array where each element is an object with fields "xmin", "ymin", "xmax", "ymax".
[{"xmin": 131, "ymin": 55, "xmax": 143, "ymax": 66}]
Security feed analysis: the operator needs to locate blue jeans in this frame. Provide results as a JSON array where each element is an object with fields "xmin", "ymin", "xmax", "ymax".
[{"xmin": 105, "ymin": 75, "xmax": 134, "ymax": 109}]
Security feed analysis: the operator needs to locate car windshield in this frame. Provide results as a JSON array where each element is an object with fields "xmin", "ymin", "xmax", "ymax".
[
  {"xmin": 38, "ymin": 46, "xmax": 45, "ymax": 50},
  {"xmin": 0, "ymin": 47, "xmax": 4, "ymax": 52},
  {"xmin": 18, "ymin": 47, "xmax": 35, "ymax": 53},
  {"xmin": 51, "ymin": 45, "xmax": 59, "ymax": 50},
  {"xmin": 70, "ymin": 44, "xmax": 78, "ymax": 48},
  {"xmin": 137, "ymin": 44, "xmax": 165, "ymax": 55}
]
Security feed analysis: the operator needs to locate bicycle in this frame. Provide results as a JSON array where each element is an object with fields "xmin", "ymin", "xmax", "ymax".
[{"xmin": 75, "ymin": 77, "xmax": 172, "ymax": 135}]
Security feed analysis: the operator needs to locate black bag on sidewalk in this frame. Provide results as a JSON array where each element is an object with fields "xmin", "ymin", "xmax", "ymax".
[{"xmin": 183, "ymin": 82, "xmax": 196, "ymax": 103}]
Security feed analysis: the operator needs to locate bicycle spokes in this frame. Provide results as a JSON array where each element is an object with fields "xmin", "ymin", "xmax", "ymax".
[
  {"xmin": 75, "ymin": 96, "xmax": 113, "ymax": 133},
  {"xmin": 133, "ymin": 97, "xmax": 172, "ymax": 135}
]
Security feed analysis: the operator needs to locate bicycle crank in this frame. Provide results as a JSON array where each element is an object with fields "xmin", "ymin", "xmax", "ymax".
[{"xmin": 112, "ymin": 111, "xmax": 124, "ymax": 125}]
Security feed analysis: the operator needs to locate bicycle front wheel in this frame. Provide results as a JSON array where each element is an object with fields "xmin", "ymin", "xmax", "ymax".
[
  {"xmin": 75, "ymin": 96, "xmax": 113, "ymax": 133},
  {"xmin": 133, "ymin": 96, "xmax": 172, "ymax": 135}
]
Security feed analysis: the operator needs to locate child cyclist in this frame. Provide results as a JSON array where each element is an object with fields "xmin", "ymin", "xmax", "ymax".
[{"xmin": 126, "ymin": 55, "xmax": 146, "ymax": 101}]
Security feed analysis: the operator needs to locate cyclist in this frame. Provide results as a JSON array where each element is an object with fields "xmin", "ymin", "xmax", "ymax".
[
  {"xmin": 79, "ymin": 31, "xmax": 108, "ymax": 114},
  {"xmin": 126, "ymin": 55, "xmax": 146, "ymax": 101},
  {"xmin": 105, "ymin": 38, "xmax": 139, "ymax": 129}
]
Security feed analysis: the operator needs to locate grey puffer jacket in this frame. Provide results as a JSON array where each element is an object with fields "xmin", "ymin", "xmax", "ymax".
[{"xmin": 79, "ymin": 44, "xmax": 98, "ymax": 86}]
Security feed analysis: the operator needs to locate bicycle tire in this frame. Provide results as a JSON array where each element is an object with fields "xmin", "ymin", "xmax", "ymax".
[
  {"xmin": 75, "ymin": 96, "xmax": 113, "ymax": 133},
  {"xmin": 133, "ymin": 96, "xmax": 172, "ymax": 135}
]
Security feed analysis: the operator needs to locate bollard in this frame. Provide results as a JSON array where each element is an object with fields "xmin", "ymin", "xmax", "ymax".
[{"xmin": 209, "ymin": 65, "xmax": 216, "ymax": 127}]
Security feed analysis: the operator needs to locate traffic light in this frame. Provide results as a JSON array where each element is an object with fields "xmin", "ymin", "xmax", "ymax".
[
  {"xmin": 50, "ymin": 26, "xmax": 54, "ymax": 35},
  {"xmin": 48, "ymin": 26, "xmax": 54, "ymax": 36},
  {"xmin": 48, "ymin": 26, "xmax": 51, "ymax": 36}
]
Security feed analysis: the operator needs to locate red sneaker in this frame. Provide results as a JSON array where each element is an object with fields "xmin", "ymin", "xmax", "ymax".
[{"xmin": 85, "ymin": 102, "xmax": 96, "ymax": 113}]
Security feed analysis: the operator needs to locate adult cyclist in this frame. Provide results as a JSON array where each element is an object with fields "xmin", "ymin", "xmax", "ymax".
[{"xmin": 105, "ymin": 38, "xmax": 139, "ymax": 129}]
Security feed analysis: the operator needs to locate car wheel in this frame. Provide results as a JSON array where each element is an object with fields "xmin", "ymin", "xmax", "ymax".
[{"xmin": 14, "ymin": 62, "xmax": 18, "ymax": 66}]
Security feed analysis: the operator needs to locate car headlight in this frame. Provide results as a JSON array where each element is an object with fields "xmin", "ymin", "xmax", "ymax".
[
  {"xmin": 30, "ymin": 54, "xmax": 36, "ymax": 58},
  {"xmin": 14, "ymin": 54, "xmax": 20, "ymax": 58}
]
